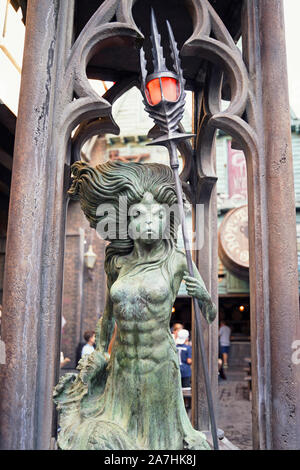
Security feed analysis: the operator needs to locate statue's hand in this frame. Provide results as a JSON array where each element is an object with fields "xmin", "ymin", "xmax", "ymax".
[
  {"xmin": 183, "ymin": 272, "xmax": 210, "ymax": 302},
  {"xmin": 183, "ymin": 271, "xmax": 217, "ymax": 324}
]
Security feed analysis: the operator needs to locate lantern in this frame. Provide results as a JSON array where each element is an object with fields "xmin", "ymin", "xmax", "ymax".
[
  {"xmin": 84, "ymin": 244, "xmax": 97, "ymax": 269},
  {"xmin": 145, "ymin": 75, "xmax": 180, "ymax": 106},
  {"xmin": 139, "ymin": 9, "xmax": 193, "ymax": 147}
]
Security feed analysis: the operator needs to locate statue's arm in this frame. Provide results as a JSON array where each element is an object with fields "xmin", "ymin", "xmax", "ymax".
[
  {"xmin": 96, "ymin": 285, "xmax": 115, "ymax": 357},
  {"xmin": 180, "ymin": 256, "xmax": 217, "ymax": 324}
]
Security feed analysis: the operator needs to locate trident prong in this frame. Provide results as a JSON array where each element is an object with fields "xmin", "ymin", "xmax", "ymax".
[
  {"xmin": 166, "ymin": 19, "xmax": 182, "ymax": 79},
  {"xmin": 140, "ymin": 46, "xmax": 148, "ymax": 91},
  {"xmin": 150, "ymin": 8, "xmax": 167, "ymax": 74}
]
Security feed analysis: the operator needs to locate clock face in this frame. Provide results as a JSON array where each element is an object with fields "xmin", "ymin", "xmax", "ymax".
[{"xmin": 219, "ymin": 205, "xmax": 249, "ymax": 273}]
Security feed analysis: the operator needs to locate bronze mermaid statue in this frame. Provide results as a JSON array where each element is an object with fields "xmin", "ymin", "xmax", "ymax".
[{"xmin": 53, "ymin": 160, "xmax": 217, "ymax": 450}]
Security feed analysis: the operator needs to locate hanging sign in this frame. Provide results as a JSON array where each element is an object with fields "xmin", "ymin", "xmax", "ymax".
[{"xmin": 218, "ymin": 205, "xmax": 249, "ymax": 279}]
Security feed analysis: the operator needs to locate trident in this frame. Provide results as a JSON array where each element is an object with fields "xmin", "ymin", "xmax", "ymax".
[{"xmin": 140, "ymin": 10, "xmax": 219, "ymax": 450}]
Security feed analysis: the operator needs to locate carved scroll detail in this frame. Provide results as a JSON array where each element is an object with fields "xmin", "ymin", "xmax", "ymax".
[
  {"xmin": 61, "ymin": 0, "xmax": 143, "ymax": 160},
  {"xmin": 71, "ymin": 77, "xmax": 140, "ymax": 162},
  {"xmin": 183, "ymin": 0, "xmax": 249, "ymax": 117},
  {"xmin": 181, "ymin": 0, "xmax": 258, "ymax": 196},
  {"xmin": 60, "ymin": 0, "xmax": 258, "ymax": 200}
]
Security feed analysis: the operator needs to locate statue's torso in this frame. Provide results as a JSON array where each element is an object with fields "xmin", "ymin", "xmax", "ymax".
[{"xmin": 110, "ymin": 265, "xmax": 178, "ymax": 374}]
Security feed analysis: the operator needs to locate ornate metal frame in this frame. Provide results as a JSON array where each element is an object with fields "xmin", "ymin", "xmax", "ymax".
[
  {"xmin": 53, "ymin": 0, "xmax": 264, "ymax": 442},
  {"xmin": 63, "ymin": 0, "xmax": 254, "ymax": 200}
]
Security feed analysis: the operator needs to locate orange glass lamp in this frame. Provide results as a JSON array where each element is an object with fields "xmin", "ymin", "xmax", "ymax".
[{"xmin": 145, "ymin": 75, "xmax": 180, "ymax": 106}]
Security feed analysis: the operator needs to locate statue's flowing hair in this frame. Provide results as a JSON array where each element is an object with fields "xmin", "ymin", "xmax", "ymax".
[{"xmin": 69, "ymin": 161, "xmax": 183, "ymax": 289}]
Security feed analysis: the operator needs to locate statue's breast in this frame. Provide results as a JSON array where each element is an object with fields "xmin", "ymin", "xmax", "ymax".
[{"xmin": 110, "ymin": 269, "xmax": 171, "ymax": 316}]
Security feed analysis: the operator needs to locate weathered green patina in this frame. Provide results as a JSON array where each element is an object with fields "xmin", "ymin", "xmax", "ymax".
[{"xmin": 53, "ymin": 161, "xmax": 217, "ymax": 450}]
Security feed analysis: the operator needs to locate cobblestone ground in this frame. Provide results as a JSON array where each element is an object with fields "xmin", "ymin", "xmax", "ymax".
[{"xmin": 217, "ymin": 367, "xmax": 253, "ymax": 450}]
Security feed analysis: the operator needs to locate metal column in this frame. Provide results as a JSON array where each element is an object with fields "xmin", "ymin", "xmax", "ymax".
[{"xmin": 0, "ymin": 0, "xmax": 74, "ymax": 449}]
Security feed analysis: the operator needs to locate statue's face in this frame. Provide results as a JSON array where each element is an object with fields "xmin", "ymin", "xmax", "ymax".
[{"xmin": 128, "ymin": 192, "xmax": 168, "ymax": 244}]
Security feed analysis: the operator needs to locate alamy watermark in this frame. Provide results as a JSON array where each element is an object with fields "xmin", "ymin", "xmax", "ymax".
[{"xmin": 95, "ymin": 196, "xmax": 205, "ymax": 251}]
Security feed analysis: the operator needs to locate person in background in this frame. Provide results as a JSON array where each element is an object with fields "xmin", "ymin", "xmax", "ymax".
[
  {"xmin": 219, "ymin": 320, "xmax": 231, "ymax": 369},
  {"xmin": 176, "ymin": 329, "xmax": 192, "ymax": 388},
  {"xmin": 172, "ymin": 323, "xmax": 183, "ymax": 343},
  {"xmin": 81, "ymin": 330, "xmax": 96, "ymax": 358}
]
